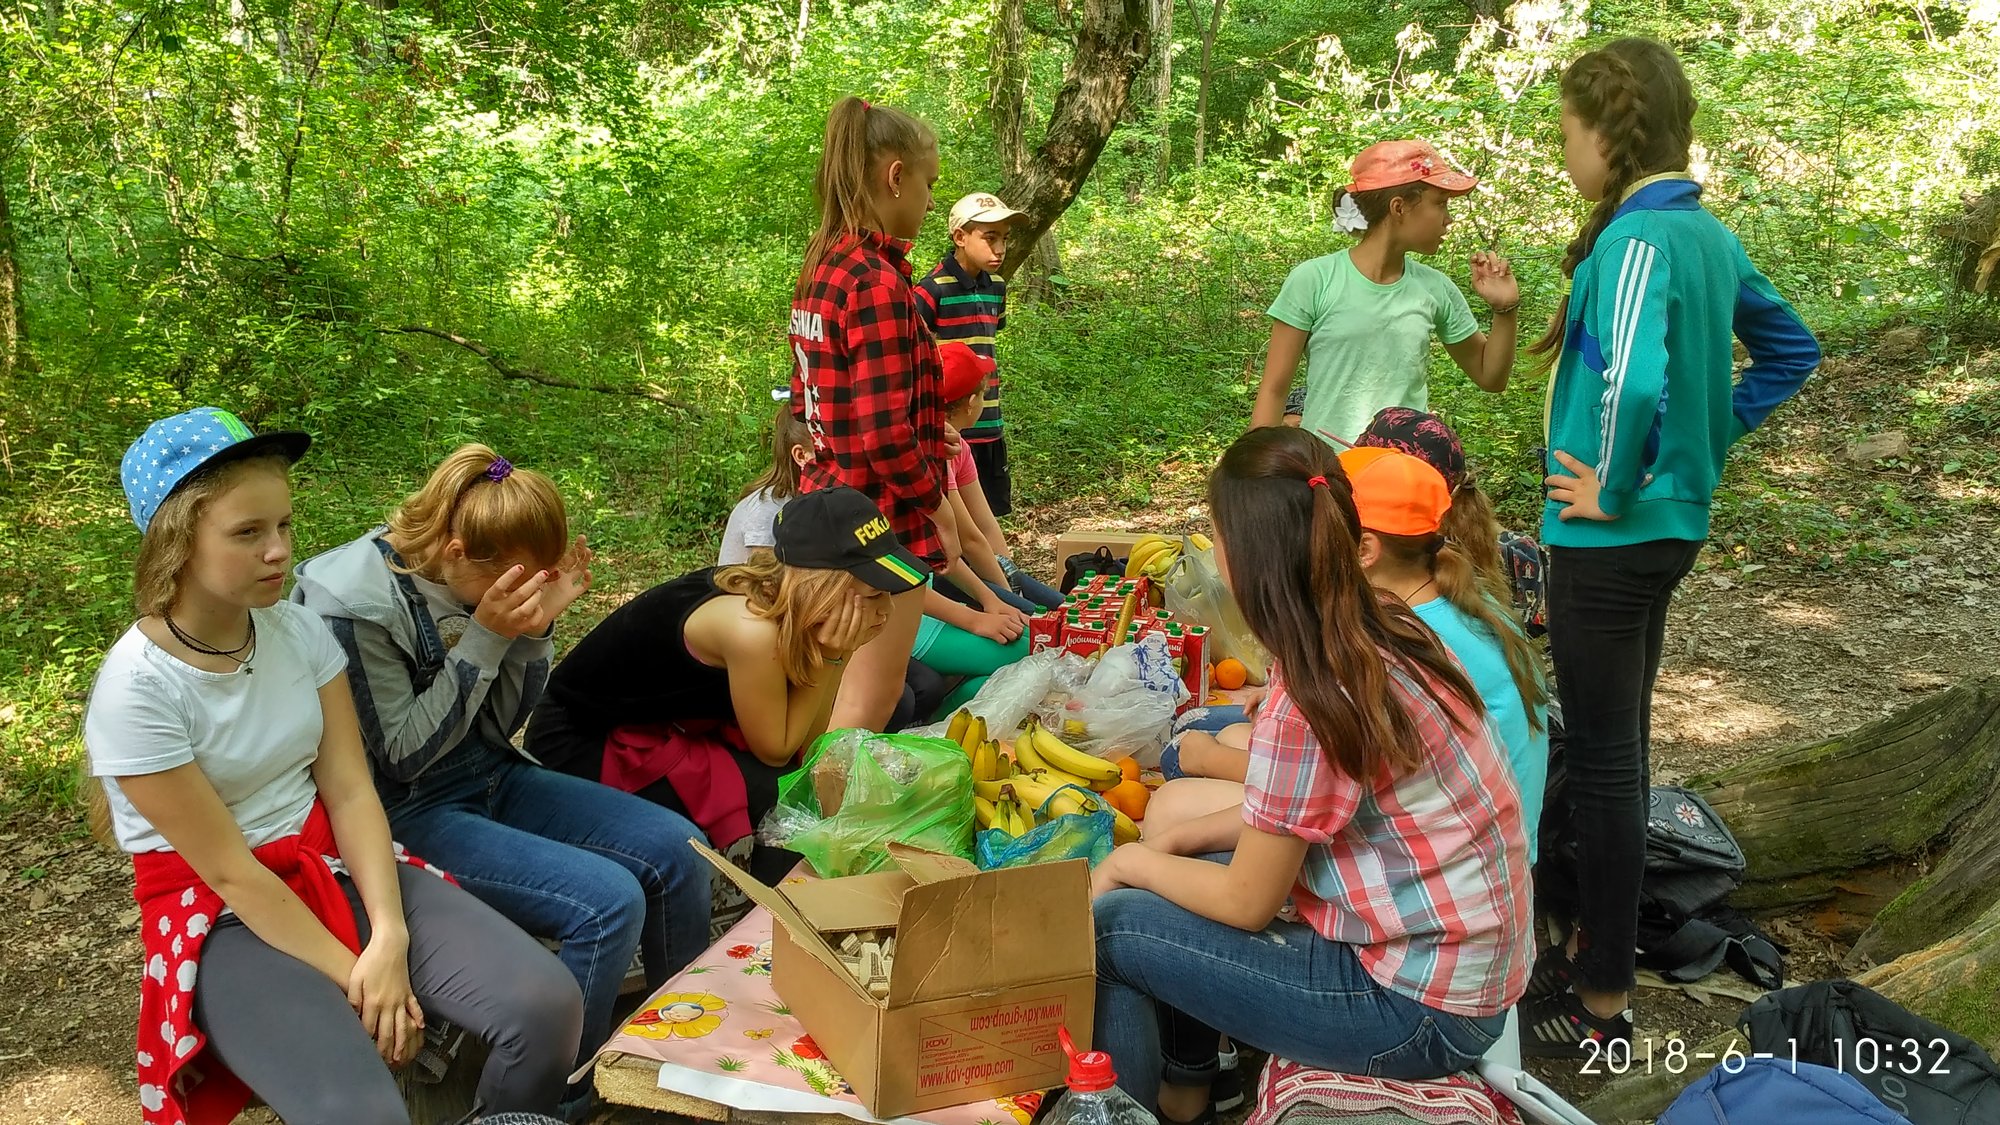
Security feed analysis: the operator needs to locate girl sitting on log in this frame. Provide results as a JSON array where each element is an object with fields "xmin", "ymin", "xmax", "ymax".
[
  {"xmin": 1156, "ymin": 443, "xmax": 1548, "ymax": 865},
  {"xmin": 87, "ymin": 409, "xmax": 581, "ymax": 1125},
  {"xmin": 291, "ymin": 445, "xmax": 712, "ymax": 1116},
  {"xmin": 525, "ymin": 485, "xmax": 919, "ymax": 885},
  {"xmin": 1090, "ymin": 426, "xmax": 1530, "ymax": 1119}
]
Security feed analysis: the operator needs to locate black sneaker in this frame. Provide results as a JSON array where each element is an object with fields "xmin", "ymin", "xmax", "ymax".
[
  {"xmin": 1525, "ymin": 944, "xmax": 1578, "ymax": 999},
  {"xmin": 1210, "ymin": 1063, "xmax": 1245, "ymax": 1114},
  {"xmin": 1519, "ymin": 988, "xmax": 1633, "ymax": 1060}
]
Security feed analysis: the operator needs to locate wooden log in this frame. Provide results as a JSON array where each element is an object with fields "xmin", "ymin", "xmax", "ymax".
[
  {"xmin": 1692, "ymin": 674, "xmax": 2000, "ymax": 911},
  {"xmin": 1581, "ymin": 676, "xmax": 2000, "ymax": 1118}
]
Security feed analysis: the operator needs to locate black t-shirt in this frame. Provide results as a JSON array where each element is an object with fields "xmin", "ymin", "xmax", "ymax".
[{"xmin": 544, "ymin": 568, "xmax": 736, "ymax": 734}]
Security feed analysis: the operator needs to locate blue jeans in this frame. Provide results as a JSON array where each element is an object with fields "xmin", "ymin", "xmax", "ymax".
[
  {"xmin": 381, "ymin": 741, "xmax": 712, "ymax": 1069},
  {"xmin": 940, "ymin": 576, "xmax": 1051, "ymax": 615},
  {"xmin": 1008, "ymin": 572, "xmax": 1064, "ymax": 612},
  {"xmin": 1160, "ymin": 705, "xmax": 1250, "ymax": 779},
  {"xmin": 1095, "ymin": 889, "xmax": 1505, "ymax": 1113}
]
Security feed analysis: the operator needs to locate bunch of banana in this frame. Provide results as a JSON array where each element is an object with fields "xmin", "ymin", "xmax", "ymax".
[
  {"xmin": 1124, "ymin": 533, "xmax": 1213, "ymax": 581},
  {"xmin": 1123, "ymin": 535, "xmax": 1180, "ymax": 580},
  {"xmin": 1012, "ymin": 720, "xmax": 1142, "ymax": 845},
  {"xmin": 946, "ymin": 709, "xmax": 987, "ymax": 756},
  {"xmin": 1015, "ymin": 719, "xmax": 1122, "ymax": 791}
]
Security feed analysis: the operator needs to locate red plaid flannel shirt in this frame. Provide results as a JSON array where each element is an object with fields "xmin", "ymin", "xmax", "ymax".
[{"xmin": 790, "ymin": 231, "xmax": 947, "ymax": 561}]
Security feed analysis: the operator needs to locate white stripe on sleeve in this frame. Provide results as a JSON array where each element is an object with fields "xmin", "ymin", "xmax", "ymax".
[{"xmin": 1597, "ymin": 240, "xmax": 1657, "ymax": 482}]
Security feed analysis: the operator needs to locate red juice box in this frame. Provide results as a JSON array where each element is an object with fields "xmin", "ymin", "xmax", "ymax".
[
  {"xmin": 1061, "ymin": 619, "xmax": 1110, "ymax": 658},
  {"xmin": 1029, "ymin": 610, "xmax": 1064, "ymax": 654}
]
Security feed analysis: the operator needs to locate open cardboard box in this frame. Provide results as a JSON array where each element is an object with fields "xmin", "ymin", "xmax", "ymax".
[
  {"xmin": 690, "ymin": 840, "xmax": 1096, "ymax": 1118},
  {"xmin": 1051, "ymin": 529, "xmax": 1158, "ymax": 570}
]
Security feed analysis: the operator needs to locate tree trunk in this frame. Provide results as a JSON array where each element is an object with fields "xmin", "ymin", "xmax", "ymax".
[
  {"xmin": 0, "ymin": 150, "xmax": 31, "ymax": 381},
  {"xmin": 1694, "ymin": 674, "xmax": 2000, "ymax": 933},
  {"xmin": 1152, "ymin": 0, "xmax": 1174, "ymax": 181},
  {"xmin": 792, "ymin": 0, "xmax": 810, "ymax": 63},
  {"xmin": 1192, "ymin": 0, "xmax": 1223, "ymax": 168},
  {"xmin": 1576, "ymin": 675, "xmax": 2000, "ymax": 1123},
  {"xmin": 994, "ymin": 0, "xmax": 1153, "ymax": 281},
  {"xmin": 989, "ymin": 0, "xmax": 1030, "ymax": 179}
]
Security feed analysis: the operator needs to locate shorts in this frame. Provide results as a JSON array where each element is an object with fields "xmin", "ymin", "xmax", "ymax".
[{"xmin": 968, "ymin": 435, "xmax": 1012, "ymax": 517}]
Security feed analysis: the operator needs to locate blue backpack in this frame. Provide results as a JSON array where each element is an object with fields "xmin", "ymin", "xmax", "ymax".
[{"xmin": 1660, "ymin": 1058, "xmax": 1911, "ymax": 1124}]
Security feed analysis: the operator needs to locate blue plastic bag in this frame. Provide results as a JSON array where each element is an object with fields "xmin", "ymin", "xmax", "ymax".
[{"xmin": 975, "ymin": 784, "xmax": 1116, "ymax": 870}]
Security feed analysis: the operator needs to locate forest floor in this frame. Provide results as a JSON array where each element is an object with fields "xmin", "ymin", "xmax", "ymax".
[{"xmin": 5, "ymin": 330, "xmax": 1998, "ymax": 1124}]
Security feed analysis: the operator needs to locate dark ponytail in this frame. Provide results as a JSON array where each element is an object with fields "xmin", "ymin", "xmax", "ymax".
[
  {"xmin": 798, "ymin": 96, "xmax": 937, "ymax": 296},
  {"xmin": 1527, "ymin": 38, "xmax": 1698, "ymax": 373},
  {"xmin": 1209, "ymin": 428, "xmax": 1482, "ymax": 783}
]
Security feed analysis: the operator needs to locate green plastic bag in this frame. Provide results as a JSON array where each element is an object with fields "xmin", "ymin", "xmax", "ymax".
[{"xmin": 764, "ymin": 729, "xmax": 976, "ymax": 877}]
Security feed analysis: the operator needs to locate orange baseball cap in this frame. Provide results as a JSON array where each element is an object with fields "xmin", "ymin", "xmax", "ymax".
[
  {"xmin": 1345, "ymin": 140, "xmax": 1478, "ymax": 196},
  {"xmin": 1337, "ymin": 447, "xmax": 1453, "ymax": 536}
]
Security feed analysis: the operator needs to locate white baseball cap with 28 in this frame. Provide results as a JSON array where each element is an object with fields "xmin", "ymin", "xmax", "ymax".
[{"xmin": 948, "ymin": 193, "xmax": 1026, "ymax": 232}]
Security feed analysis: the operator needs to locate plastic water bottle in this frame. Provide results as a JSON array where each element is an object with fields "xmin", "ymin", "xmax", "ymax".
[{"xmin": 1042, "ymin": 1028, "xmax": 1159, "ymax": 1125}]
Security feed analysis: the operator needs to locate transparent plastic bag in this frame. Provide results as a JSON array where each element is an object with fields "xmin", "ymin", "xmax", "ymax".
[
  {"xmin": 1164, "ymin": 537, "xmax": 1271, "ymax": 685},
  {"xmin": 1051, "ymin": 634, "xmax": 1186, "ymax": 763},
  {"xmin": 759, "ymin": 729, "xmax": 975, "ymax": 877},
  {"xmin": 974, "ymin": 785, "xmax": 1116, "ymax": 870}
]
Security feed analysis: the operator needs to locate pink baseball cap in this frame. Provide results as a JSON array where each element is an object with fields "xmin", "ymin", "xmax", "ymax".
[{"xmin": 1345, "ymin": 140, "xmax": 1478, "ymax": 196}]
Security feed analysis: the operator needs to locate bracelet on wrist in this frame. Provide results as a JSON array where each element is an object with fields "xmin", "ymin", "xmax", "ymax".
[{"xmin": 1490, "ymin": 302, "xmax": 1521, "ymax": 317}]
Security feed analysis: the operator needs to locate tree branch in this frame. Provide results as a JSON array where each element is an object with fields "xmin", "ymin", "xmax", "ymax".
[{"xmin": 378, "ymin": 325, "xmax": 694, "ymax": 412}]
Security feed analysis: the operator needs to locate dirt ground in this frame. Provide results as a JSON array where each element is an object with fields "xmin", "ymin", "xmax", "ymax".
[{"xmin": 6, "ymin": 335, "xmax": 1997, "ymax": 1123}]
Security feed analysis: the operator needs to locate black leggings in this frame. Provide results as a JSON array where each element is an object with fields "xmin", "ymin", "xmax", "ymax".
[
  {"xmin": 193, "ymin": 865, "xmax": 582, "ymax": 1124},
  {"xmin": 1544, "ymin": 538, "xmax": 1703, "ymax": 993}
]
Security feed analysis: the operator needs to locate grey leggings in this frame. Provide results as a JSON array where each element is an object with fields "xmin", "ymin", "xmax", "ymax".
[{"xmin": 193, "ymin": 865, "xmax": 583, "ymax": 1124}]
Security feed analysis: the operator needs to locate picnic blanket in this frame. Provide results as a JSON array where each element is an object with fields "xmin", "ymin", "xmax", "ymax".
[{"xmin": 587, "ymin": 906, "xmax": 1045, "ymax": 1125}]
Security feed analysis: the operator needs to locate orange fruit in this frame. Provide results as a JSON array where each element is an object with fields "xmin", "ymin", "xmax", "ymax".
[
  {"xmin": 1213, "ymin": 658, "xmax": 1249, "ymax": 690},
  {"xmin": 1115, "ymin": 757, "xmax": 1141, "ymax": 783},
  {"xmin": 1104, "ymin": 780, "xmax": 1151, "ymax": 821}
]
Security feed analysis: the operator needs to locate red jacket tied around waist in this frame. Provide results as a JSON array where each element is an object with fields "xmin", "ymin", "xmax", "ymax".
[{"xmin": 128, "ymin": 800, "xmax": 452, "ymax": 1125}]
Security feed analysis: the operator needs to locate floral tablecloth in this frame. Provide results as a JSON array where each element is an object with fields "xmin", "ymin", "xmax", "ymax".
[{"xmin": 593, "ymin": 906, "xmax": 1044, "ymax": 1125}]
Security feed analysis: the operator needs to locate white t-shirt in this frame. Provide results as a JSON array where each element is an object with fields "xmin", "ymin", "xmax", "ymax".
[
  {"xmin": 718, "ymin": 487, "xmax": 787, "ymax": 566},
  {"xmin": 85, "ymin": 601, "xmax": 351, "ymax": 854}
]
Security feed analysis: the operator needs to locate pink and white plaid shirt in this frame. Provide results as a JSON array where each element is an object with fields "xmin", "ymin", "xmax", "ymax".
[{"xmin": 1242, "ymin": 661, "xmax": 1532, "ymax": 1017}]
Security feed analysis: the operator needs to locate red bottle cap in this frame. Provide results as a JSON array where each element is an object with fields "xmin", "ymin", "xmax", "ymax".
[{"xmin": 1059, "ymin": 1027, "xmax": 1115, "ymax": 1093}]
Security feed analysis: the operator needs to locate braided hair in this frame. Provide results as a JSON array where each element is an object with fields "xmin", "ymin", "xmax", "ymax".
[{"xmin": 1527, "ymin": 39, "xmax": 1698, "ymax": 371}]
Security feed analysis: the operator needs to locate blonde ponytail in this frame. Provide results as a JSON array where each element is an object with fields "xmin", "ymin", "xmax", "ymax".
[{"xmin": 387, "ymin": 444, "xmax": 568, "ymax": 580}]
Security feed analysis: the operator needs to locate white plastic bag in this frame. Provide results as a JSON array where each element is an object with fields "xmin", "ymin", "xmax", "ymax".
[
  {"xmin": 909, "ymin": 648, "xmax": 1090, "ymax": 740},
  {"xmin": 1049, "ymin": 634, "xmax": 1187, "ymax": 765},
  {"xmin": 1164, "ymin": 536, "xmax": 1270, "ymax": 685}
]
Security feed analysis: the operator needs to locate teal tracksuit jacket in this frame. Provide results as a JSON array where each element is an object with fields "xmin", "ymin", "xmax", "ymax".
[{"xmin": 1542, "ymin": 175, "xmax": 1820, "ymax": 548}]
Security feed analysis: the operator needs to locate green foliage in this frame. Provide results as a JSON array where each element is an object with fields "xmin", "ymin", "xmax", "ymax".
[{"xmin": 3, "ymin": 0, "xmax": 1998, "ymax": 810}]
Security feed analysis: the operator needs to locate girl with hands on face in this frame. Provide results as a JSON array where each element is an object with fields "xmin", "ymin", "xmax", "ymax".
[
  {"xmin": 292, "ymin": 445, "xmax": 712, "ymax": 1115},
  {"xmin": 89, "ymin": 411, "xmax": 581, "ymax": 1125},
  {"xmin": 527, "ymin": 486, "xmax": 926, "ymax": 887}
]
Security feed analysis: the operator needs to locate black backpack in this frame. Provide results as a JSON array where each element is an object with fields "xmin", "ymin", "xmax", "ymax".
[
  {"xmin": 1633, "ymin": 785, "xmax": 1784, "ymax": 990},
  {"xmin": 1539, "ymin": 717, "xmax": 1784, "ymax": 989},
  {"xmin": 1060, "ymin": 546, "xmax": 1125, "ymax": 594},
  {"xmin": 1740, "ymin": 981, "xmax": 2000, "ymax": 1125}
]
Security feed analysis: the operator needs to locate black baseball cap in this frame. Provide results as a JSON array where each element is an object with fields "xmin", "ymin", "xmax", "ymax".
[{"xmin": 773, "ymin": 486, "xmax": 931, "ymax": 593}]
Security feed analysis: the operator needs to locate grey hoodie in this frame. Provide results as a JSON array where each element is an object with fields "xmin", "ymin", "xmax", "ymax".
[{"xmin": 292, "ymin": 529, "xmax": 551, "ymax": 783}]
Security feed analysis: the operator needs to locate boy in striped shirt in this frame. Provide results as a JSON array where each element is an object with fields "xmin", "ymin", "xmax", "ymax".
[{"xmin": 917, "ymin": 193, "xmax": 1022, "ymax": 531}]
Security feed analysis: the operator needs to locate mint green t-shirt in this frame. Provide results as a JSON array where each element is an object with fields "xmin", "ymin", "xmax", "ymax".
[{"xmin": 1267, "ymin": 249, "xmax": 1478, "ymax": 446}]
